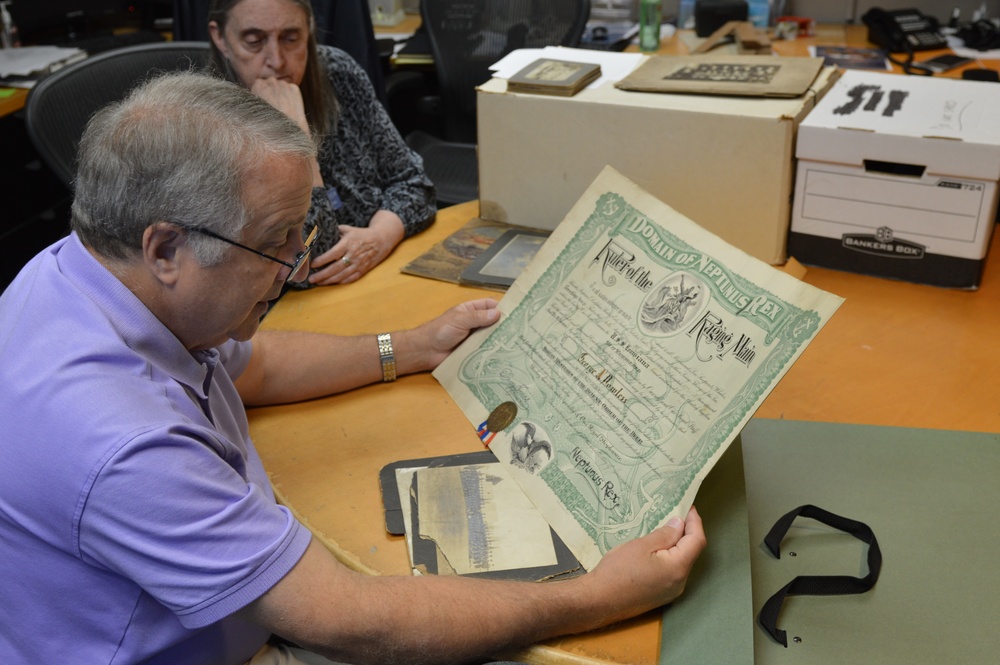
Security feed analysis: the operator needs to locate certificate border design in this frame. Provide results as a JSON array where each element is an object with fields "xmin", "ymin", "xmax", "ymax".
[{"xmin": 455, "ymin": 191, "xmax": 825, "ymax": 557}]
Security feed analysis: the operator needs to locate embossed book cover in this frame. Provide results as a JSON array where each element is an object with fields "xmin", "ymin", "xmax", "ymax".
[
  {"xmin": 507, "ymin": 58, "xmax": 602, "ymax": 97},
  {"xmin": 434, "ymin": 166, "xmax": 843, "ymax": 570}
]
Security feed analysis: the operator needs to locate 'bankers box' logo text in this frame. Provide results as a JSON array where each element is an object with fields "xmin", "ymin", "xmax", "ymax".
[{"xmin": 842, "ymin": 227, "xmax": 924, "ymax": 259}]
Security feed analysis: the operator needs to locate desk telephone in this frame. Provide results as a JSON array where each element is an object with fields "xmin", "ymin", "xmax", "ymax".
[{"xmin": 862, "ymin": 7, "xmax": 947, "ymax": 53}]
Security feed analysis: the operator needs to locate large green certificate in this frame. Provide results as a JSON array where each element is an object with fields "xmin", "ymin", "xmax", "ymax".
[{"xmin": 434, "ymin": 167, "xmax": 843, "ymax": 570}]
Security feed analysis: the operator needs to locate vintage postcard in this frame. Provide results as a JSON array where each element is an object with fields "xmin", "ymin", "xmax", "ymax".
[
  {"xmin": 401, "ymin": 217, "xmax": 541, "ymax": 287},
  {"xmin": 433, "ymin": 167, "xmax": 843, "ymax": 570},
  {"xmin": 460, "ymin": 229, "xmax": 550, "ymax": 289}
]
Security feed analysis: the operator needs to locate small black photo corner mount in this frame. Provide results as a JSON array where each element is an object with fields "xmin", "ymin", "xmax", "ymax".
[{"xmin": 757, "ymin": 504, "xmax": 883, "ymax": 647}]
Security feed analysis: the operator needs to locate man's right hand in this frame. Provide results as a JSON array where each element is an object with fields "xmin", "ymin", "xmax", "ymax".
[{"xmin": 577, "ymin": 506, "xmax": 706, "ymax": 627}]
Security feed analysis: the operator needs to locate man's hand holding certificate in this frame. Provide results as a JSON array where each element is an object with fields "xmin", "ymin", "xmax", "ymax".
[{"xmin": 434, "ymin": 167, "xmax": 843, "ymax": 570}]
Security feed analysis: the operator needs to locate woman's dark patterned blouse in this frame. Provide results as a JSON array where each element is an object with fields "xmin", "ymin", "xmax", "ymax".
[{"xmin": 306, "ymin": 46, "xmax": 436, "ymax": 258}]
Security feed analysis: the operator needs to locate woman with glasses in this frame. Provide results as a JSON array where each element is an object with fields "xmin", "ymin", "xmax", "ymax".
[{"xmin": 207, "ymin": 0, "xmax": 436, "ymax": 286}]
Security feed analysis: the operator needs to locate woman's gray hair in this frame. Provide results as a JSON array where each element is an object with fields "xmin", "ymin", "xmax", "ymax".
[{"xmin": 71, "ymin": 71, "xmax": 316, "ymax": 264}]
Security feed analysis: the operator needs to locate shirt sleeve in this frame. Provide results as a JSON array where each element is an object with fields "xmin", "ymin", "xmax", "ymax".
[
  {"xmin": 218, "ymin": 339, "xmax": 253, "ymax": 381},
  {"xmin": 76, "ymin": 422, "xmax": 312, "ymax": 629}
]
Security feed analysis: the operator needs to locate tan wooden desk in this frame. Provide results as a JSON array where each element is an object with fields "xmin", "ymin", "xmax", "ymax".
[
  {"xmin": 250, "ymin": 196, "xmax": 1000, "ymax": 664},
  {"xmin": 248, "ymin": 20, "xmax": 1000, "ymax": 665}
]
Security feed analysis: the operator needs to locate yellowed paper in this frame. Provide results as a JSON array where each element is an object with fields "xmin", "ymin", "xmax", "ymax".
[{"xmin": 416, "ymin": 464, "xmax": 558, "ymax": 574}]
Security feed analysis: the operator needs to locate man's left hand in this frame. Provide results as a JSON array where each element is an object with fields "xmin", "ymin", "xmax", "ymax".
[{"xmin": 402, "ymin": 299, "xmax": 501, "ymax": 373}]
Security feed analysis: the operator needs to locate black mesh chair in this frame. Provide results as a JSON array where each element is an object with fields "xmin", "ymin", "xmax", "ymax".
[
  {"xmin": 25, "ymin": 41, "xmax": 211, "ymax": 189},
  {"xmin": 408, "ymin": 0, "xmax": 590, "ymax": 207}
]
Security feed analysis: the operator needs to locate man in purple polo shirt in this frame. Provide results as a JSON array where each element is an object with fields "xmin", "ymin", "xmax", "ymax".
[{"xmin": 0, "ymin": 72, "xmax": 705, "ymax": 665}]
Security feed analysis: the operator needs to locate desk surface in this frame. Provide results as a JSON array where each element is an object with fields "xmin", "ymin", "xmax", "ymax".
[{"xmin": 250, "ymin": 194, "xmax": 1000, "ymax": 664}]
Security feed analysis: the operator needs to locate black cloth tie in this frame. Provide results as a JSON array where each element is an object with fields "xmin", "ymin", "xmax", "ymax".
[{"xmin": 757, "ymin": 504, "xmax": 882, "ymax": 647}]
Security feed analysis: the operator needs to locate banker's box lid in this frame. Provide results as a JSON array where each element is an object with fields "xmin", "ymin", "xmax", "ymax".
[
  {"xmin": 796, "ymin": 69, "xmax": 1000, "ymax": 181},
  {"xmin": 477, "ymin": 63, "xmax": 840, "ymax": 122}
]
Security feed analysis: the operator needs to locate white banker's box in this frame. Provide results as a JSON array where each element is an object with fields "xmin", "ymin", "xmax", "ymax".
[
  {"xmin": 788, "ymin": 69, "xmax": 1000, "ymax": 289},
  {"xmin": 476, "ymin": 64, "xmax": 840, "ymax": 265}
]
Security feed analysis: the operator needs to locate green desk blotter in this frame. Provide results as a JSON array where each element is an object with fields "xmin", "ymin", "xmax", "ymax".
[{"xmin": 661, "ymin": 418, "xmax": 1000, "ymax": 664}]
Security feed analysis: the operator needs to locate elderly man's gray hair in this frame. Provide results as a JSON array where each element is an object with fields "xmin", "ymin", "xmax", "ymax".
[{"xmin": 71, "ymin": 71, "xmax": 317, "ymax": 263}]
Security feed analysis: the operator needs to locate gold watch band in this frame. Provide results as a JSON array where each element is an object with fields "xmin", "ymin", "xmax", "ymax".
[{"xmin": 377, "ymin": 333, "xmax": 396, "ymax": 382}]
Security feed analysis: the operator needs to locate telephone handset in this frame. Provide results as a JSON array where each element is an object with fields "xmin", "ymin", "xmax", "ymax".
[{"xmin": 862, "ymin": 8, "xmax": 946, "ymax": 53}]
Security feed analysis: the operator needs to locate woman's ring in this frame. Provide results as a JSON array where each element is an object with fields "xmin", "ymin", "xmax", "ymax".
[{"xmin": 342, "ymin": 256, "xmax": 352, "ymax": 266}]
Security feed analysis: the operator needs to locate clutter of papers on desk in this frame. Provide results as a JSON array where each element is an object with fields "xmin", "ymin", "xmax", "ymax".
[{"xmin": 0, "ymin": 46, "xmax": 85, "ymax": 87}]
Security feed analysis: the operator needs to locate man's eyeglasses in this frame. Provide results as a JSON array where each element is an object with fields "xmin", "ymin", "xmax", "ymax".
[{"xmin": 184, "ymin": 225, "xmax": 319, "ymax": 285}]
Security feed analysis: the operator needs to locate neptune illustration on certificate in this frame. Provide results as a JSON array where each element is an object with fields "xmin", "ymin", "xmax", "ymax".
[{"xmin": 434, "ymin": 167, "xmax": 843, "ymax": 570}]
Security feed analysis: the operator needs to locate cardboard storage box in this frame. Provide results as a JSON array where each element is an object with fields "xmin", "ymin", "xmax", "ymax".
[
  {"xmin": 788, "ymin": 70, "xmax": 1000, "ymax": 289},
  {"xmin": 476, "ymin": 63, "xmax": 840, "ymax": 265}
]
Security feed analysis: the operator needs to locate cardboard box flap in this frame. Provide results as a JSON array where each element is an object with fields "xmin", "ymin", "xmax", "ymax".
[
  {"xmin": 798, "ymin": 125, "xmax": 1000, "ymax": 181},
  {"xmin": 796, "ymin": 69, "xmax": 1000, "ymax": 180}
]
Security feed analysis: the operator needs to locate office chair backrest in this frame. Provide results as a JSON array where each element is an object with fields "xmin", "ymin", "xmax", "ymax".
[
  {"xmin": 26, "ymin": 41, "xmax": 212, "ymax": 189},
  {"xmin": 421, "ymin": 0, "xmax": 590, "ymax": 143}
]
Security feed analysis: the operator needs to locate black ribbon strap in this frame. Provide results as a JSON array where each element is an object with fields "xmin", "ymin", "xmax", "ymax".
[{"xmin": 757, "ymin": 504, "xmax": 882, "ymax": 647}]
